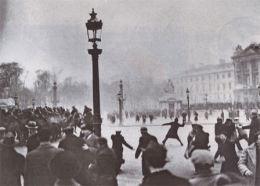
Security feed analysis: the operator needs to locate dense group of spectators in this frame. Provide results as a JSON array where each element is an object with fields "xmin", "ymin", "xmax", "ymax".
[{"xmin": 1, "ymin": 105, "xmax": 260, "ymax": 186}]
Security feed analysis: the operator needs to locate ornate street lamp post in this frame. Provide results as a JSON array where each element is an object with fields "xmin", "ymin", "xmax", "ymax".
[
  {"xmin": 52, "ymin": 82, "xmax": 58, "ymax": 107},
  {"xmin": 205, "ymin": 93, "xmax": 208, "ymax": 110},
  {"xmin": 32, "ymin": 97, "xmax": 35, "ymax": 110},
  {"xmin": 86, "ymin": 8, "xmax": 103, "ymax": 137},
  {"xmin": 186, "ymin": 88, "xmax": 192, "ymax": 124},
  {"xmin": 117, "ymin": 80, "xmax": 125, "ymax": 126}
]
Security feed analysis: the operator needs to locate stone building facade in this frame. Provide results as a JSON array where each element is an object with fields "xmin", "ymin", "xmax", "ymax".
[
  {"xmin": 172, "ymin": 61, "xmax": 235, "ymax": 106},
  {"xmin": 232, "ymin": 43, "xmax": 260, "ymax": 104}
]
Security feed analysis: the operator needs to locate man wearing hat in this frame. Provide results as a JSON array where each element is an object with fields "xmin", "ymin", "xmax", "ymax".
[
  {"xmin": 58, "ymin": 126, "xmax": 85, "ymax": 152},
  {"xmin": 135, "ymin": 127, "xmax": 158, "ymax": 183},
  {"xmin": 162, "ymin": 117, "xmax": 185, "ymax": 146},
  {"xmin": 224, "ymin": 118, "xmax": 242, "ymax": 151},
  {"xmin": 189, "ymin": 124, "xmax": 210, "ymax": 157},
  {"xmin": 89, "ymin": 137, "xmax": 118, "ymax": 185},
  {"xmin": 242, "ymin": 109, "xmax": 260, "ymax": 145},
  {"xmin": 24, "ymin": 128, "xmax": 63, "ymax": 186},
  {"xmin": 189, "ymin": 150, "xmax": 218, "ymax": 186},
  {"xmin": 111, "ymin": 130, "xmax": 134, "ymax": 174},
  {"xmin": 0, "ymin": 132, "xmax": 25, "ymax": 186},
  {"xmin": 141, "ymin": 141, "xmax": 190, "ymax": 186},
  {"xmin": 80, "ymin": 125, "xmax": 99, "ymax": 149},
  {"xmin": 26, "ymin": 121, "xmax": 40, "ymax": 153},
  {"xmin": 218, "ymin": 131, "xmax": 239, "ymax": 174}
]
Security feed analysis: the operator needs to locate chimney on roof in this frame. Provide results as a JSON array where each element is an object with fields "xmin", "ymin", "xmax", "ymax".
[{"xmin": 219, "ymin": 59, "xmax": 225, "ymax": 64}]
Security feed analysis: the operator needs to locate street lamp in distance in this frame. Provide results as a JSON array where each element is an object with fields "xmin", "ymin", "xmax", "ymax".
[
  {"xmin": 205, "ymin": 93, "xmax": 208, "ymax": 109},
  {"xmin": 32, "ymin": 97, "xmax": 35, "ymax": 110},
  {"xmin": 117, "ymin": 80, "xmax": 125, "ymax": 126},
  {"xmin": 186, "ymin": 88, "xmax": 192, "ymax": 124}
]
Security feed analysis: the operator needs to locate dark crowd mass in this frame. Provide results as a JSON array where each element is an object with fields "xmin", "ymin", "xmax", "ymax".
[{"xmin": 1, "ymin": 105, "xmax": 260, "ymax": 186}]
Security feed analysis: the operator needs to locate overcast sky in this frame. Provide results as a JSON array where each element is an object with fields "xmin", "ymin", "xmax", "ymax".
[{"xmin": 1, "ymin": 0, "xmax": 260, "ymax": 87}]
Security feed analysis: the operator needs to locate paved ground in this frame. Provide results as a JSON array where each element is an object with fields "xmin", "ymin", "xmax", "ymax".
[{"xmin": 15, "ymin": 109, "xmax": 250, "ymax": 186}]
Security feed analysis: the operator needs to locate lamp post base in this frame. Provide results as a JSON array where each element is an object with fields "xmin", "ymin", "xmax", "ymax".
[{"xmin": 186, "ymin": 120, "xmax": 192, "ymax": 125}]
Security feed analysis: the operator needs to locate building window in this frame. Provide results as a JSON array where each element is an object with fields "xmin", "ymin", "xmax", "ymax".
[
  {"xmin": 223, "ymin": 83, "xmax": 225, "ymax": 90},
  {"xmin": 209, "ymin": 74, "xmax": 211, "ymax": 79},
  {"xmin": 224, "ymin": 94, "xmax": 225, "ymax": 99},
  {"xmin": 229, "ymin": 94, "xmax": 231, "ymax": 98},
  {"xmin": 228, "ymin": 72, "xmax": 231, "ymax": 78},
  {"xmin": 218, "ymin": 95, "xmax": 220, "ymax": 99},
  {"xmin": 217, "ymin": 74, "xmax": 219, "ymax": 79},
  {"xmin": 229, "ymin": 82, "xmax": 231, "ymax": 89},
  {"xmin": 222, "ymin": 73, "xmax": 225, "ymax": 78},
  {"xmin": 190, "ymin": 77, "xmax": 192, "ymax": 82},
  {"xmin": 196, "ymin": 77, "xmax": 198, "ymax": 81},
  {"xmin": 217, "ymin": 84, "xmax": 220, "ymax": 91},
  {"xmin": 209, "ymin": 84, "xmax": 211, "ymax": 91},
  {"xmin": 202, "ymin": 76, "xmax": 204, "ymax": 81}
]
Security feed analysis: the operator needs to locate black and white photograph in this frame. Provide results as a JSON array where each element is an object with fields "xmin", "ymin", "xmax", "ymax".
[{"xmin": 1, "ymin": 0, "xmax": 260, "ymax": 185}]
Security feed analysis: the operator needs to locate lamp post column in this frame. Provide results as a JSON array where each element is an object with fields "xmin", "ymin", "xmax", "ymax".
[
  {"xmin": 53, "ymin": 82, "xmax": 58, "ymax": 107},
  {"xmin": 205, "ymin": 94, "xmax": 208, "ymax": 110},
  {"xmin": 88, "ymin": 43, "xmax": 102, "ymax": 137},
  {"xmin": 119, "ymin": 80, "xmax": 124, "ymax": 126},
  {"xmin": 32, "ymin": 98, "xmax": 35, "ymax": 110},
  {"xmin": 186, "ymin": 88, "xmax": 191, "ymax": 124}
]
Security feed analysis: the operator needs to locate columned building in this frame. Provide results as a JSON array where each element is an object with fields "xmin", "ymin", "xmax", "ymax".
[
  {"xmin": 159, "ymin": 79, "xmax": 182, "ymax": 115},
  {"xmin": 172, "ymin": 60, "xmax": 235, "ymax": 107},
  {"xmin": 232, "ymin": 43, "xmax": 260, "ymax": 104}
]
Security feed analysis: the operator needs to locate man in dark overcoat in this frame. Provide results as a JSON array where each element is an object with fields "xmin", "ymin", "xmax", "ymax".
[
  {"xmin": 214, "ymin": 118, "xmax": 224, "ymax": 161},
  {"xmin": 242, "ymin": 109, "xmax": 260, "ymax": 145},
  {"xmin": 162, "ymin": 117, "xmax": 185, "ymax": 146},
  {"xmin": 189, "ymin": 125, "xmax": 210, "ymax": 157},
  {"xmin": 140, "ymin": 141, "xmax": 190, "ymax": 186},
  {"xmin": 218, "ymin": 131, "xmax": 239, "ymax": 174},
  {"xmin": 135, "ymin": 127, "xmax": 158, "ymax": 183},
  {"xmin": 24, "ymin": 128, "xmax": 63, "ymax": 186},
  {"xmin": 25, "ymin": 121, "xmax": 40, "ymax": 153},
  {"xmin": 224, "ymin": 118, "xmax": 242, "ymax": 151},
  {"xmin": 58, "ymin": 126, "xmax": 85, "ymax": 152},
  {"xmin": 111, "ymin": 130, "xmax": 134, "ymax": 174},
  {"xmin": 0, "ymin": 132, "xmax": 25, "ymax": 186},
  {"xmin": 89, "ymin": 137, "xmax": 118, "ymax": 186}
]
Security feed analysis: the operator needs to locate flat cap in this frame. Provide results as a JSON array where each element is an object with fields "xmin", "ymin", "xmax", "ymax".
[{"xmin": 191, "ymin": 150, "xmax": 214, "ymax": 166}]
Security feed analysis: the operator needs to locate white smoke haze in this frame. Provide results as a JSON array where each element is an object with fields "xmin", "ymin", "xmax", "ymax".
[{"xmin": 1, "ymin": 0, "xmax": 260, "ymax": 110}]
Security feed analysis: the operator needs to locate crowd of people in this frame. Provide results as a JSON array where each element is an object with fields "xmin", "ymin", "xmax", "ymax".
[{"xmin": 0, "ymin": 105, "xmax": 260, "ymax": 185}]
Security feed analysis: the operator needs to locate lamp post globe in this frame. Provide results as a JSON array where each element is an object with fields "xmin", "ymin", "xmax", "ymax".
[{"xmin": 86, "ymin": 8, "xmax": 103, "ymax": 137}]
